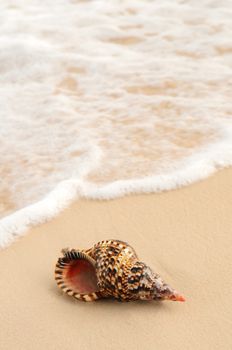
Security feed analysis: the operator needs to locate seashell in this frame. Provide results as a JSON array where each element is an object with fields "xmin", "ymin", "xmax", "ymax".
[{"xmin": 55, "ymin": 239, "xmax": 185, "ymax": 302}]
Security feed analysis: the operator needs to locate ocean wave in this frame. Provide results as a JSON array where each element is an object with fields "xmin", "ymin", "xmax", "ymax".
[{"xmin": 0, "ymin": 0, "xmax": 231, "ymax": 247}]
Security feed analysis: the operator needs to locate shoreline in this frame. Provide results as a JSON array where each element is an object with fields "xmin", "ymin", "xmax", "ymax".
[
  {"xmin": 1, "ymin": 161, "xmax": 232, "ymax": 248},
  {"xmin": 0, "ymin": 168, "xmax": 232, "ymax": 349}
]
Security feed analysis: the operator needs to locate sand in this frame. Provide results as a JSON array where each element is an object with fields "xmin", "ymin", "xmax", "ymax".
[{"xmin": 0, "ymin": 168, "xmax": 232, "ymax": 350}]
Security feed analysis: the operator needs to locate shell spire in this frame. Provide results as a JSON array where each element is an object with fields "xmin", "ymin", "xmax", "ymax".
[{"xmin": 55, "ymin": 240, "xmax": 185, "ymax": 302}]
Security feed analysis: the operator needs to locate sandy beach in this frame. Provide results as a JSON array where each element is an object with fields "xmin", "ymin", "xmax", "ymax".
[
  {"xmin": 1, "ymin": 2, "xmax": 232, "ymax": 349},
  {"xmin": 0, "ymin": 168, "xmax": 231, "ymax": 350}
]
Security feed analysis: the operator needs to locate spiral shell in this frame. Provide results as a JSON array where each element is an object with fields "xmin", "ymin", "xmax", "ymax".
[{"xmin": 55, "ymin": 239, "xmax": 185, "ymax": 302}]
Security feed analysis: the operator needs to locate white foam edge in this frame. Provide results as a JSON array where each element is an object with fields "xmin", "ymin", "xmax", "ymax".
[{"xmin": 0, "ymin": 138, "xmax": 232, "ymax": 249}]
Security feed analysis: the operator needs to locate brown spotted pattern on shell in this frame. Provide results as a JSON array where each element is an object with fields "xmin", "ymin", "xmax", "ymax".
[{"xmin": 55, "ymin": 240, "xmax": 185, "ymax": 302}]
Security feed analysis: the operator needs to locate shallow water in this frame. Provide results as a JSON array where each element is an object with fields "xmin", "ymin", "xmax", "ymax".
[{"xmin": 0, "ymin": 0, "xmax": 232, "ymax": 245}]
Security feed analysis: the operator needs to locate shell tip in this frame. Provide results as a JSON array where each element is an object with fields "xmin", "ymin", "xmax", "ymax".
[
  {"xmin": 170, "ymin": 293, "xmax": 186, "ymax": 302},
  {"xmin": 175, "ymin": 294, "xmax": 186, "ymax": 302}
]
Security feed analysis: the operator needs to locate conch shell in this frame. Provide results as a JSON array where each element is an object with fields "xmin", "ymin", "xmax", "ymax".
[{"xmin": 55, "ymin": 239, "xmax": 185, "ymax": 302}]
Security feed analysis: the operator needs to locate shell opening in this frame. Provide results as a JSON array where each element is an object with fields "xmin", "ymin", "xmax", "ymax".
[
  {"xmin": 65, "ymin": 258, "xmax": 99, "ymax": 294},
  {"xmin": 55, "ymin": 252, "xmax": 100, "ymax": 295}
]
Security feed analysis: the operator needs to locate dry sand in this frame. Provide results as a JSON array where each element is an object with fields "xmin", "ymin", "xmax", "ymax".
[{"xmin": 0, "ymin": 169, "xmax": 232, "ymax": 350}]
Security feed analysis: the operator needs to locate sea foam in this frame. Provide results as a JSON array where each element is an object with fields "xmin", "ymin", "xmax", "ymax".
[{"xmin": 0, "ymin": 0, "xmax": 232, "ymax": 247}]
